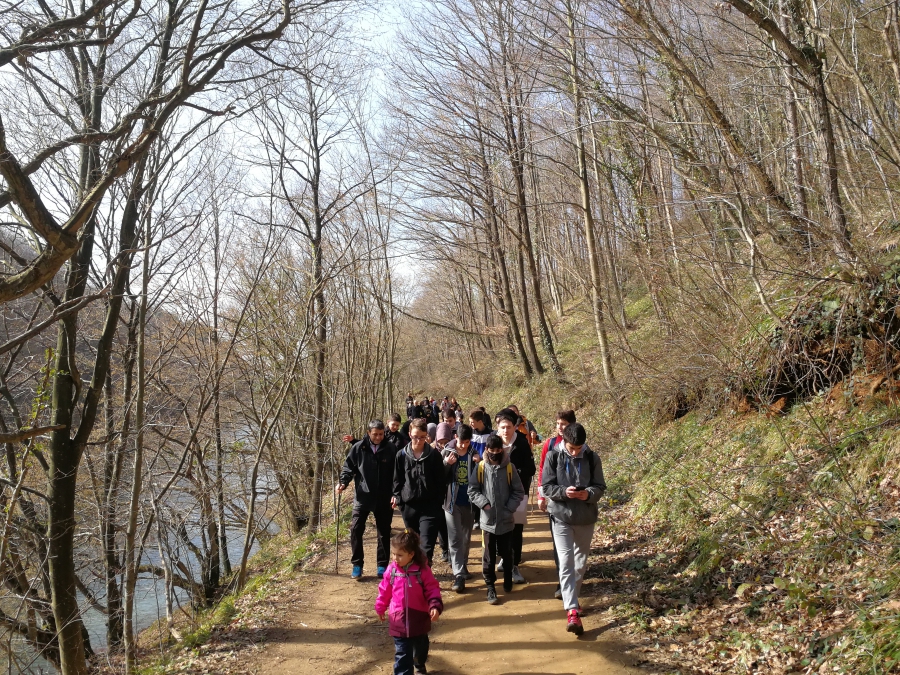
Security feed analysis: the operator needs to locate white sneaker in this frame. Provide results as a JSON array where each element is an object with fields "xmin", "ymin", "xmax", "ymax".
[
  {"xmin": 511, "ymin": 565, "xmax": 526, "ymax": 584},
  {"xmin": 496, "ymin": 559, "xmax": 504, "ymax": 572}
]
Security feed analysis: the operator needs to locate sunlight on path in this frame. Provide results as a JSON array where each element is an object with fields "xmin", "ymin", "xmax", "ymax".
[{"xmin": 259, "ymin": 512, "xmax": 644, "ymax": 675}]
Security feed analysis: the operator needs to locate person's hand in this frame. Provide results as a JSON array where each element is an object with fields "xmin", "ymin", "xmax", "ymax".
[
  {"xmin": 391, "ymin": 496, "xmax": 399, "ymax": 509},
  {"xmin": 445, "ymin": 453, "xmax": 458, "ymax": 466},
  {"xmin": 537, "ymin": 497, "xmax": 547, "ymax": 512},
  {"xmin": 335, "ymin": 483, "xmax": 346, "ymax": 495},
  {"xmin": 565, "ymin": 487, "xmax": 588, "ymax": 500},
  {"xmin": 341, "ymin": 434, "xmax": 353, "ymax": 443},
  {"xmin": 378, "ymin": 613, "xmax": 385, "ymax": 622},
  {"xmin": 483, "ymin": 503, "xmax": 491, "ymax": 510},
  {"xmin": 429, "ymin": 608, "xmax": 440, "ymax": 621}
]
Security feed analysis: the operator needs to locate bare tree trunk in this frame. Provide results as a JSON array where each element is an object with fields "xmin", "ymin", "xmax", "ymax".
[
  {"xmin": 123, "ymin": 201, "xmax": 151, "ymax": 675},
  {"xmin": 212, "ymin": 210, "xmax": 230, "ymax": 577},
  {"xmin": 566, "ymin": 0, "xmax": 615, "ymax": 387}
]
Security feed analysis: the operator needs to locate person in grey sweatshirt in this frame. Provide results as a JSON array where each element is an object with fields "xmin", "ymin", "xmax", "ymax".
[
  {"xmin": 540, "ymin": 422, "xmax": 606, "ymax": 636},
  {"xmin": 442, "ymin": 424, "xmax": 479, "ymax": 593},
  {"xmin": 467, "ymin": 434, "xmax": 525, "ymax": 605}
]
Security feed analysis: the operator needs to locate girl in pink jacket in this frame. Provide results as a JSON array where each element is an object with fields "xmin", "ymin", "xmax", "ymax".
[{"xmin": 375, "ymin": 530, "xmax": 443, "ymax": 675}]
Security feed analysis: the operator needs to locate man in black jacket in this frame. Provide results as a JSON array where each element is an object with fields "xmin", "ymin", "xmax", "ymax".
[
  {"xmin": 336, "ymin": 420, "xmax": 397, "ymax": 580},
  {"xmin": 494, "ymin": 408, "xmax": 537, "ymax": 584},
  {"xmin": 393, "ymin": 418, "xmax": 446, "ymax": 564},
  {"xmin": 386, "ymin": 413, "xmax": 410, "ymax": 449},
  {"xmin": 406, "ymin": 399, "xmax": 423, "ymax": 421}
]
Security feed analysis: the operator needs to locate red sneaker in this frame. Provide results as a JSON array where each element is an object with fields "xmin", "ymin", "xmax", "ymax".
[{"xmin": 566, "ymin": 609, "xmax": 584, "ymax": 635}]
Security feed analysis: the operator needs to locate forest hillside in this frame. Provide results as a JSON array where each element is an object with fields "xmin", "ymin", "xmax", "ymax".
[{"xmin": 3, "ymin": 0, "xmax": 900, "ymax": 673}]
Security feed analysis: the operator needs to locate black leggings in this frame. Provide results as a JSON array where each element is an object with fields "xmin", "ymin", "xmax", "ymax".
[{"xmin": 400, "ymin": 503, "xmax": 441, "ymax": 564}]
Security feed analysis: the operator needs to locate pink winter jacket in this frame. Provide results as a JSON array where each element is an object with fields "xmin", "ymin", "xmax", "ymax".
[{"xmin": 374, "ymin": 561, "xmax": 443, "ymax": 638}]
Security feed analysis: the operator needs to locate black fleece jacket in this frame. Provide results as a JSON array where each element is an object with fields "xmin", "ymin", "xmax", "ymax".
[
  {"xmin": 393, "ymin": 444, "xmax": 446, "ymax": 511},
  {"xmin": 339, "ymin": 438, "xmax": 397, "ymax": 506}
]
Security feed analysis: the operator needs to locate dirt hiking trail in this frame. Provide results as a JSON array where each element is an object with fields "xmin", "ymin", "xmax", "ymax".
[{"xmin": 257, "ymin": 511, "xmax": 650, "ymax": 675}]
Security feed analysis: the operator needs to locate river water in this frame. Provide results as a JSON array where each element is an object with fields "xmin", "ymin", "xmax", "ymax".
[{"xmin": 11, "ymin": 471, "xmax": 279, "ymax": 673}]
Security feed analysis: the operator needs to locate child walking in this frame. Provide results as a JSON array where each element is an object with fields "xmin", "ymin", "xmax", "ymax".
[
  {"xmin": 468, "ymin": 433, "xmax": 525, "ymax": 604},
  {"xmin": 375, "ymin": 530, "xmax": 444, "ymax": 675}
]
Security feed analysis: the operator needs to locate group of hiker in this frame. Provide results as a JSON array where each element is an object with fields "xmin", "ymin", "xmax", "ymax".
[{"xmin": 335, "ymin": 396, "xmax": 606, "ymax": 675}]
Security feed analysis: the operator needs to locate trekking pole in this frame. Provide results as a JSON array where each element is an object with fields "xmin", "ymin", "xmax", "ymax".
[
  {"xmin": 335, "ymin": 489, "xmax": 342, "ymax": 574},
  {"xmin": 530, "ymin": 479, "xmax": 536, "ymax": 515}
]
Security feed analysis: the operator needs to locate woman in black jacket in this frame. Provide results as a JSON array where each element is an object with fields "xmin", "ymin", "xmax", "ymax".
[{"xmin": 393, "ymin": 418, "xmax": 447, "ymax": 564}]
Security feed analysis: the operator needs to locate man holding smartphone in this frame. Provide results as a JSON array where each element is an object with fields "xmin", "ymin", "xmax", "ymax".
[{"xmin": 540, "ymin": 422, "xmax": 606, "ymax": 636}]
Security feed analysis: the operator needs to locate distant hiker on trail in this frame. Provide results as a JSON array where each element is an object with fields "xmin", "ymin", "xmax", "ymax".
[
  {"xmin": 494, "ymin": 408, "xmax": 536, "ymax": 584},
  {"xmin": 537, "ymin": 409, "xmax": 578, "ymax": 600},
  {"xmin": 387, "ymin": 413, "xmax": 411, "ymax": 449},
  {"xmin": 406, "ymin": 392, "xmax": 415, "ymax": 407},
  {"xmin": 509, "ymin": 403, "xmax": 540, "ymax": 446},
  {"xmin": 336, "ymin": 420, "xmax": 398, "ymax": 580},
  {"xmin": 468, "ymin": 434, "xmax": 525, "ymax": 605},
  {"xmin": 407, "ymin": 399, "xmax": 423, "ymax": 421},
  {"xmin": 442, "ymin": 424, "xmax": 477, "ymax": 593},
  {"xmin": 375, "ymin": 529, "xmax": 443, "ymax": 675},
  {"xmin": 429, "ymin": 398, "xmax": 440, "ymax": 424},
  {"xmin": 393, "ymin": 419, "xmax": 447, "ymax": 565},
  {"xmin": 540, "ymin": 422, "xmax": 606, "ymax": 636}
]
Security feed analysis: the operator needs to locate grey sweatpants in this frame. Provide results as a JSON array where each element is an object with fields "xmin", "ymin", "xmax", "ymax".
[
  {"xmin": 551, "ymin": 517, "xmax": 595, "ymax": 611},
  {"xmin": 445, "ymin": 505, "xmax": 475, "ymax": 577}
]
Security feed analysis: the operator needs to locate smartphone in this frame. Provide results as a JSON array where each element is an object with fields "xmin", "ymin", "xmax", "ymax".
[{"xmin": 574, "ymin": 485, "xmax": 586, "ymax": 491}]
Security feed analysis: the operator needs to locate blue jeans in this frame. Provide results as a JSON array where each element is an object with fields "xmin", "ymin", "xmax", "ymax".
[{"xmin": 393, "ymin": 634, "xmax": 429, "ymax": 674}]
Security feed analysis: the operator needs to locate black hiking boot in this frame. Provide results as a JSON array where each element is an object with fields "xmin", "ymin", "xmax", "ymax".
[
  {"xmin": 414, "ymin": 664, "xmax": 428, "ymax": 675},
  {"xmin": 451, "ymin": 575, "xmax": 465, "ymax": 593},
  {"xmin": 486, "ymin": 585, "xmax": 498, "ymax": 604}
]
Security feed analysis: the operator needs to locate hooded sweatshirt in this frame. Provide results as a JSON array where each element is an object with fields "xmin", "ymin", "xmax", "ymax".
[
  {"xmin": 441, "ymin": 440, "xmax": 476, "ymax": 513},
  {"xmin": 393, "ymin": 443, "xmax": 447, "ymax": 511},
  {"xmin": 467, "ymin": 449, "xmax": 525, "ymax": 535},
  {"xmin": 541, "ymin": 446, "xmax": 606, "ymax": 526}
]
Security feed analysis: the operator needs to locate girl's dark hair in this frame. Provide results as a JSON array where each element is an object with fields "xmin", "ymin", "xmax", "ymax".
[
  {"xmin": 391, "ymin": 529, "xmax": 428, "ymax": 567},
  {"xmin": 485, "ymin": 434, "xmax": 504, "ymax": 451}
]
